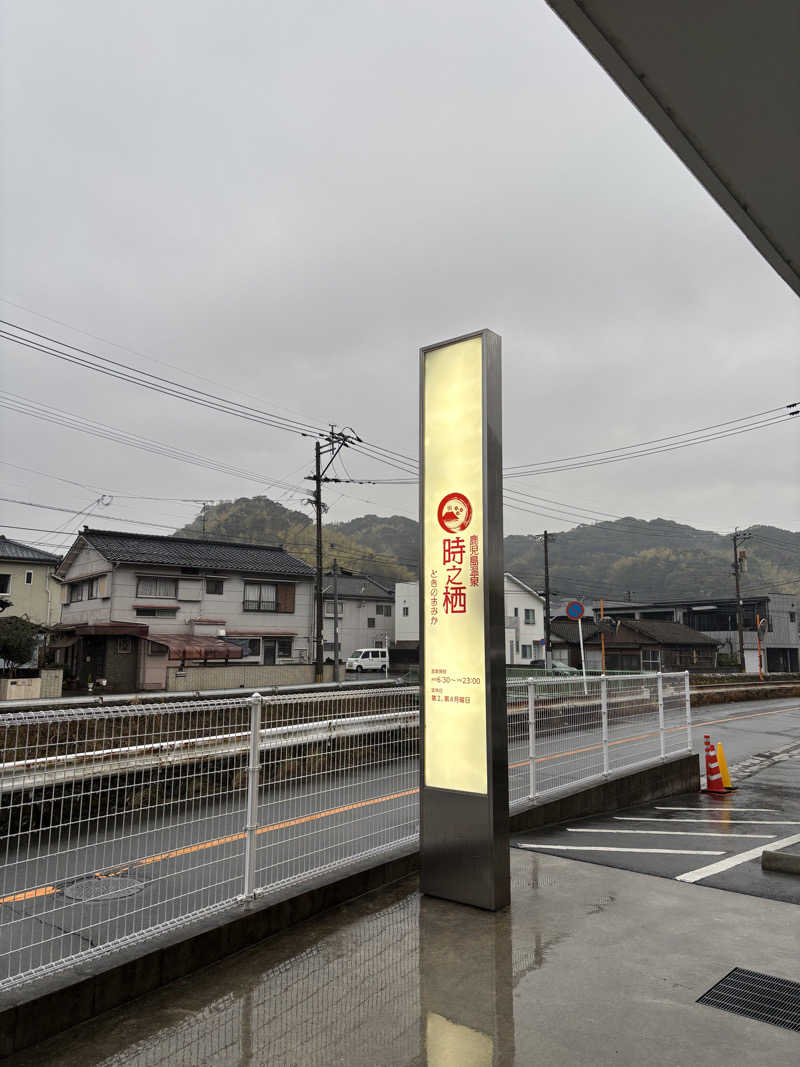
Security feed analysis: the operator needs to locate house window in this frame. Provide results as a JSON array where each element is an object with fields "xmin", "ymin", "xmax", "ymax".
[
  {"xmin": 206, "ymin": 579, "xmax": 224, "ymax": 595},
  {"xmin": 524, "ymin": 609, "xmax": 536, "ymax": 625},
  {"xmin": 136, "ymin": 576, "xmax": 177, "ymax": 598},
  {"xmin": 324, "ymin": 599, "xmax": 343, "ymax": 617},
  {"xmin": 367, "ymin": 617, "xmax": 375, "ymax": 628},
  {"xmin": 88, "ymin": 576, "xmax": 106, "ymax": 599},
  {"xmin": 515, "ymin": 640, "xmax": 520, "ymax": 654},
  {"xmin": 402, "ymin": 606, "xmax": 409, "ymax": 617},
  {"xmin": 642, "ymin": 649, "xmax": 661, "ymax": 671},
  {"xmin": 521, "ymin": 644, "xmax": 532, "ymax": 659},
  {"xmin": 0, "ymin": 574, "xmax": 10, "ymax": 594},
  {"xmin": 116, "ymin": 637, "xmax": 133, "ymax": 654},
  {"xmin": 243, "ymin": 582, "xmax": 277, "ymax": 612},
  {"xmin": 148, "ymin": 642, "xmax": 168, "ymax": 656},
  {"xmin": 790, "ymin": 612, "xmax": 796, "ymax": 623},
  {"xmin": 514, "ymin": 607, "xmax": 519, "ymax": 617},
  {"xmin": 69, "ymin": 582, "xmax": 84, "ymax": 603},
  {"xmin": 25, "ymin": 571, "xmax": 33, "ymax": 585},
  {"xmin": 323, "ymin": 641, "xmax": 335, "ymax": 652},
  {"xmin": 375, "ymin": 603, "xmax": 392, "ymax": 617},
  {"xmin": 136, "ymin": 607, "xmax": 179, "ymax": 618},
  {"xmin": 277, "ymin": 637, "xmax": 292, "ymax": 657},
  {"xmin": 227, "ymin": 637, "xmax": 261, "ymax": 657}
]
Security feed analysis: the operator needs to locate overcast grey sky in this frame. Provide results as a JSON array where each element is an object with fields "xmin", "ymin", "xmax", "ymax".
[{"xmin": 1, "ymin": 0, "xmax": 798, "ymax": 555}]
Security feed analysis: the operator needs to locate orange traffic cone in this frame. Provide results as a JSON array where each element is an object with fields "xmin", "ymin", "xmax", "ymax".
[{"xmin": 703, "ymin": 734, "xmax": 725, "ymax": 794}]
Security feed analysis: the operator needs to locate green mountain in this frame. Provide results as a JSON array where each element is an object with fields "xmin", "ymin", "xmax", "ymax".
[
  {"xmin": 175, "ymin": 499, "xmax": 798, "ymax": 601},
  {"xmin": 174, "ymin": 496, "xmax": 414, "ymax": 582}
]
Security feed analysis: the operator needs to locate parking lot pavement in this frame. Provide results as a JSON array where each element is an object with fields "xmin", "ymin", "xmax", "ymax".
[{"xmin": 512, "ymin": 751, "xmax": 800, "ymax": 904}]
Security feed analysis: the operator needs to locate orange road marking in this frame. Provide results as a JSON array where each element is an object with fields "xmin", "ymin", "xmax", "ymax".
[{"xmin": 0, "ymin": 886, "xmax": 58, "ymax": 905}]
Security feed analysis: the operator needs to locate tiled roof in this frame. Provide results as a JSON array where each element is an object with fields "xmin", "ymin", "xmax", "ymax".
[
  {"xmin": 323, "ymin": 574, "xmax": 394, "ymax": 599},
  {"xmin": 0, "ymin": 536, "xmax": 60, "ymax": 564},
  {"xmin": 625, "ymin": 619, "xmax": 719, "ymax": 646},
  {"xmin": 550, "ymin": 617, "xmax": 717, "ymax": 647},
  {"xmin": 550, "ymin": 619, "xmax": 599, "ymax": 643},
  {"xmin": 75, "ymin": 529, "xmax": 315, "ymax": 578}
]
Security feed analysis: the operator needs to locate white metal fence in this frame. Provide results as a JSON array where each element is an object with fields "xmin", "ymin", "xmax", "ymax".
[
  {"xmin": 508, "ymin": 671, "xmax": 692, "ymax": 805},
  {"xmin": 0, "ymin": 674, "xmax": 691, "ymax": 990}
]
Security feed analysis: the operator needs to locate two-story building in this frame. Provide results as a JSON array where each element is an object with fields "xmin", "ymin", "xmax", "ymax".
[
  {"xmin": 503, "ymin": 574, "xmax": 546, "ymax": 664},
  {"xmin": 391, "ymin": 573, "xmax": 546, "ymax": 664},
  {"xmin": 53, "ymin": 528, "xmax": 315, "ymax": 691},
  {"xmin": 592, "ymin": 594, "xmax": 799, "ymax": 673},
  {"xmin": 0, "ymin": 536, "xmax": 60, "ymax": 627},
  {"xmin": 321, "ymin": 572, "xmax": 395, "ymax": 661}
]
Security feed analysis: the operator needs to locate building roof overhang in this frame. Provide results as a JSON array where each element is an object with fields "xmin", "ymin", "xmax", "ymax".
[{"xmin": 546, "ymin": 1, "xmax": 800, "ymax": 297}]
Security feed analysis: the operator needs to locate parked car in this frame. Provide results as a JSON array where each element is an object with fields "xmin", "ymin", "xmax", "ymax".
[
  {"xmin": 530, "ymin": 659, "xmax": 580, "ymax": 675},
  {"xmin": 346, "ymin": 648, "xmax": 389, "ymax": 673}
]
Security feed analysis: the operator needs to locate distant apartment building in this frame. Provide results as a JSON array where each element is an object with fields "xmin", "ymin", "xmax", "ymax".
[
  {"xmin": 53, "ymin": 529, "xmax": 315, "ymax": 691},
  {"xmin": 393, "ymin": 574, "xmax": 545, "ymax": 664},
  {"xmin": 321, "ymin": 573, "xmax": 394, "ymax": 660},
  {"xmin": 0, "ymin": 536, "xmax": 60, "ymax": 627},
  {"xmin": 591, "ymin": 594, "xmax": 799, "ymax": 673}
]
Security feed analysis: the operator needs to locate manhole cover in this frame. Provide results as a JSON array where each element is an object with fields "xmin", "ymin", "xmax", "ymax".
[
  {"xmin": 698, "ymin": 967, "xmax": 800, "ymax": 1032},
  {"xmin": 63, "ymin": 876, "xmax": 144, "ymax": 901}
]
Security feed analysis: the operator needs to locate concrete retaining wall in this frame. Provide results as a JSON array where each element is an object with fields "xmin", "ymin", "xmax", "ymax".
[
  {"xmin": 165, "ymin": 663, "xmax": 335, "ymax": 691},
  {"xmin": 0, "ymin": 751, "xmax": 699, "ymax": 1058}
]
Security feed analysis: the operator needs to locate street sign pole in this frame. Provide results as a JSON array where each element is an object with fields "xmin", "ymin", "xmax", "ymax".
[
  {"xmin": 419, "ymin": 329, "xmax": 509, "ymax": 911},
  {"xmin": 565, "ymin": 600, "xmax": 587, "ymax": 694}
]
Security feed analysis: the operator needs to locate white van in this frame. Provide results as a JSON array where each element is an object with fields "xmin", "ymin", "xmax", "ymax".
[{"xmin": 346, "ymin": 648, "xmax": 389, "ymax": 673}]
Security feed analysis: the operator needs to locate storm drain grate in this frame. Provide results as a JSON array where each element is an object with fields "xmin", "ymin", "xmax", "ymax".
[{"xmin": 697, "ymin": 967, "xmax": 800, "ymax": 1032}]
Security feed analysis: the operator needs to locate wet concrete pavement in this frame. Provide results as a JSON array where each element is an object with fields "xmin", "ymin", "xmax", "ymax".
[{"xmin": 5, "ymin": 846, "xmax": 799, "ymax": 1066}]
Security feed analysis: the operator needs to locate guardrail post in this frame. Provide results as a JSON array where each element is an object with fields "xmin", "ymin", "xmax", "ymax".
[
  {"xmin": 601, "ymin": 674, "xmax": 609, "ymax": 777},
  {"xmin": 527, "ymin": 677, "xmax": 537, "ymax": 802},
  {"xmin": 684, "ymin": 670, "xmax": 692, "ymax": 752},
  {"xmin": 657, "ymin": 672, "xmax": 665, "ymax": 760},
  {"xmin": 243, "ymin": 691, "xmax": 262, "ymax": 897}
]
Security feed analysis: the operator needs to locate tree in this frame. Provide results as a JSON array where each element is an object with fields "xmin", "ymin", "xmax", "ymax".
[{"xmin": 0, "ymin": 617, "xmax": 40, "ymax": 672}]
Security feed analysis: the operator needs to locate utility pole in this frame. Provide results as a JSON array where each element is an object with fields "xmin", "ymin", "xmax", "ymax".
[
  {"xmin": 543, "ymin": 531, "xmax": 553, "ymax": 669},
  {"xmin": 332, "ymin": 559, "xmax": 340, "ymax": 683},
  {"xmin": 306, "ymin": 425, "xmax": 361, "ymax": 682},
  {"xmin": 731, "ymin": 527, "xmax": 751, "ymax": 672},
  {"xmin": 314, "ymin": 441, "xmax": 324, "ymax": 682}
]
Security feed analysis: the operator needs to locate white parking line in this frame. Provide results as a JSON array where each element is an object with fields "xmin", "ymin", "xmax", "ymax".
[
  {"xmin": 615, "ymin": 817, "xmax": 800, "ymax": 826},
  {"xmin": 566, "ymin": 828, "xmax": 773, "ymax": 839},
  {"xmin": 655, "ymin": 806, "xmax": 781, "ymax": 813},
  {"xmin": 676, "ymin": 832, "xmax": 800, "ymax": 883},
  {"xmin": 518, "ymin": 844, "xmax": 724, "ymax": 856}
]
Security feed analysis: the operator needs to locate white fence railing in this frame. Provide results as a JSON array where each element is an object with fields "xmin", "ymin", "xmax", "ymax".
[{"xmin": 0, "ymin": 674, "xmax": 691, "ymax": 990}]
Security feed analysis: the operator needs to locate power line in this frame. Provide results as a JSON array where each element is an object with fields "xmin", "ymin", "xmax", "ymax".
[
  {"xmin": 0, "ymin": 296, "xmax": 324, "ymax": 428},
  {"xmin": 0, "ymin": 320, "xmax": 327, "ymax": 438}
]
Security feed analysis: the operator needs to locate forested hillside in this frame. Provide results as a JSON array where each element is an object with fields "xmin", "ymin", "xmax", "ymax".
[{"xmin": 175, "ymin": 499, "xmax": 798, "ymax": 600}]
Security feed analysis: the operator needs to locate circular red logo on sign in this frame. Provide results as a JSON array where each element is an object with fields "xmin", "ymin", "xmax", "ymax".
[{"xmin": 437, "ymin": 492, "xmax": 473, "ymax": 533}]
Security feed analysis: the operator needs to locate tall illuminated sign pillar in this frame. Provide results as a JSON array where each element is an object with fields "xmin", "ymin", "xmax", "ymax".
[{"xmin": 419, "ymin": 329, "xmax": 509, "ymax": 911}]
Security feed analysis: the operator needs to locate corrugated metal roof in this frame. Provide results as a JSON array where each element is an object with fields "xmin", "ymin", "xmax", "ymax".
[
  {"xmin": 0, "ymin": 536, "xmax": 60, "ymax": 564},
  {"xmin": 75, "ymin": 529, "xmax": 314, "ymax": 578}
]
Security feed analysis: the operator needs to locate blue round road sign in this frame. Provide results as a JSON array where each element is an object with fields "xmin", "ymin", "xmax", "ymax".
[{"xmin": 565, "ymin": 601, "xmax": 584, "ymax": 620}]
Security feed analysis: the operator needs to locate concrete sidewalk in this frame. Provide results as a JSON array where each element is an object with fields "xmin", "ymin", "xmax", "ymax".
[{"xmin": 5, "ymin": 848, "xmax": 798, "ymax": 1066}]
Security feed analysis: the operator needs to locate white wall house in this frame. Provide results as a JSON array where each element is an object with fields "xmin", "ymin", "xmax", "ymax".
[
  {"xmin": 392, "ymin": 573, "xmax": 546, "ymax": 664},
  {"xmin": 54, "ymin": 529, "xmax": 316, "ymax": 691},
  {"xmin": 394, "ymin": 581, "xmax": 419, "ymax": 646},
  {"xmin": 321, "ymin": 573, "xmax": 395, "ymax": 661},
  {"xmin": 503, "ymin": 574, "xmax": 546, "ymax": 664}
]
